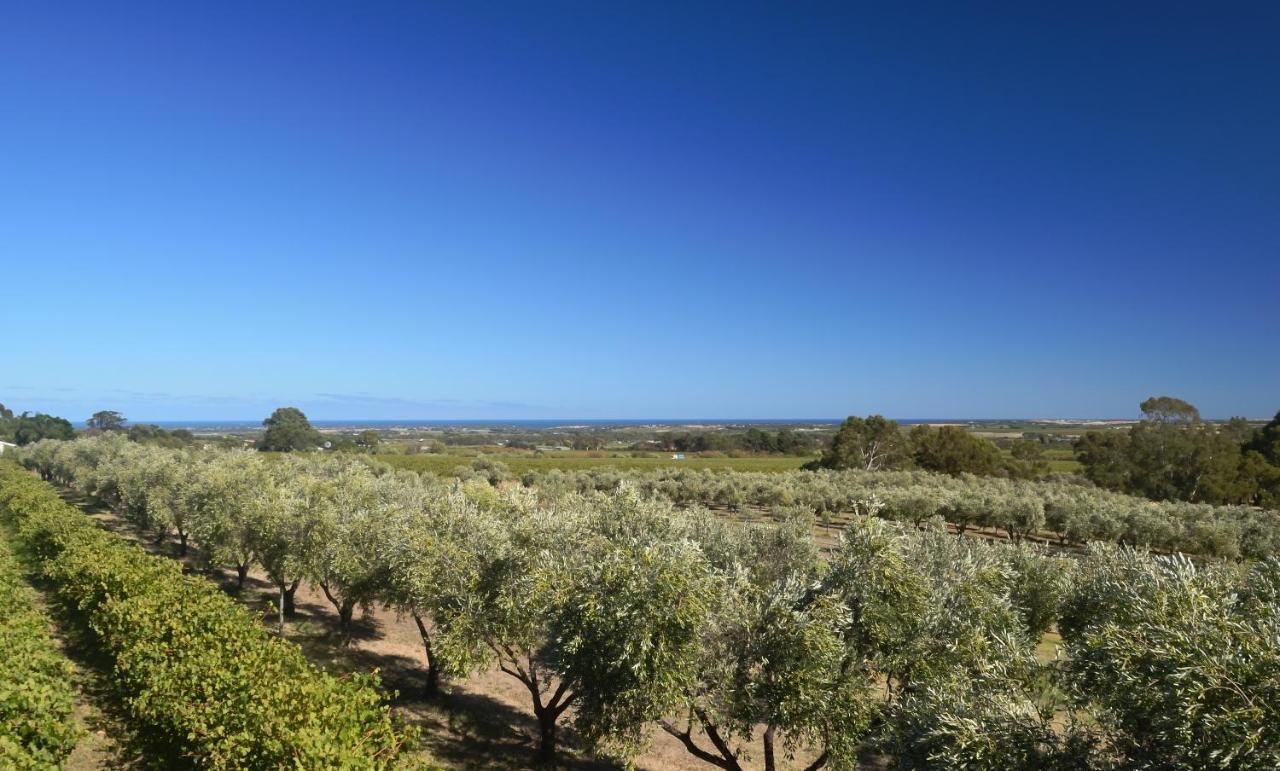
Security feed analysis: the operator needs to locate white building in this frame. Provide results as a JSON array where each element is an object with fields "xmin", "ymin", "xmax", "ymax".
[{"xmin": 0, "ymin": 441, "xmax": 17, "ymax": 455}]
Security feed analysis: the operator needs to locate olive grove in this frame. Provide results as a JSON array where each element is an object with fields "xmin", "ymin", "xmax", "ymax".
[{"xmin": 12, "ymin": 435, "xmax": 1280, "ymax": 768}]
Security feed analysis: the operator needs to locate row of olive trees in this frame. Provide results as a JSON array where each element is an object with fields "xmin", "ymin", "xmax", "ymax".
[
  {"xmin": 18, "ymin": 436, "xmax": 1280, "ymax": 768},
  {"xmin": 22, "ymin": 435, "xmax": 423, "ymax": 627},
  {"xmin": 515, "ymin": 465, "xmax": 1280, "ymax": 560}
]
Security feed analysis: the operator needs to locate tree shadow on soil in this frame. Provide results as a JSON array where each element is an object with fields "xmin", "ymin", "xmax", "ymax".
[{"xmin": 399, "ymin": 688, "xmax": 620, "ymax": 770}]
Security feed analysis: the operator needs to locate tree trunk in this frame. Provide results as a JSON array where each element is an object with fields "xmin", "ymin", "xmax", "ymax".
[
  {"xmin": 283, "ymin": 579, "xmax": 300, "ymax": 617},
  {"xmin": 535, "ymin": 707, "xmax": 557, "ymax": 765},
  {"xmin": 412, "ymin": 612, "xmax": 440, "ymax": 696},
  {"xmin": 693, "ymin": 707, "xmax": 743, "ymax": 770},
  {"xmin": 177, "ymin": 530, "xmax": 188, "ymax": 557},
  {"xmin": 278, "ymin": 584, "xmax": 286, "ymax": 636},
  {"xmin": 318, "ymin": 581, "xmax": 354, "ymax": 632},
  {"xmin": 235, "ymin": 563, "xmax": 249, "ymax": 589},
  {"xmin": 763, "ymin": 725, "xmax": 777, "ymax": 771}
]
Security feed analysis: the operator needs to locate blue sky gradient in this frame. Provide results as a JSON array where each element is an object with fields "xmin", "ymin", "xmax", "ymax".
[{"xmin": 2, "ymin": 2, "xmax": 1277, "ymax": 420}]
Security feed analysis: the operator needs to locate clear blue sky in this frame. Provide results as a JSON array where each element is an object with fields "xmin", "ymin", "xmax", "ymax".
[{"xmin": 2, "ymin": 2, "xmax": 1277, "ymax": 421}]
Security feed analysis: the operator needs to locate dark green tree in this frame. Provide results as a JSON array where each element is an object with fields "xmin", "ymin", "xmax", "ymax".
[
  {"xmin": 1238, "ymin": 411, "xmax": 1280, "ymax": 506},
  {"xmin": 1074, "ymin": 431, "xmax": 1133, "ymax": 491},
  {"xmin": 773, "ymin": 428, "xmax": 812, "ymax": 454},
  {"xmin": 126, "ymin": 424, "xmax": 197, "ymax": 448},
  {"xmin": 12, "ymin": 413, "xmax": 75, "ymax": 445},
  {"xmin": 258, "ymin": 407, "xmax": 322, "ymax": 452},
  {"xmin": 1139, "ymin": 395, "xmax": 1201, "ymax": 424},
  {"xmin": 127, "ymin": 423, "xmax": 166, "ymax": 442},
  {"xmin": 815, "ymin": 415, "xmax": 909, "ymax": 471},
  {"xmin": 909, "ymin": 425, "xmax": 1002, "ymax": 476},
  {"xmin": 1222, "ymin": 416, "xmax": 1255, "ymax": 444},
  {"xmin": 742, "ymin": 427, "xmax": 772, "ymax": 453},
  {"xmin": 1125, "ymin": 400, "xmax": 1243, "ymax": 503},
  {"xmin": 86, "ymin": 410, "xmax": 127, "ymax": 432},
  {"xmin": 1076, "ymin": 397, "xmax": 1265, "ymax": 505},
  {"xmin": 355, "ymin": 429, "xmax": 381, "ymax": 450},
  {"xmin": 1245, "ymin": 410, "xmax": 1280, "ymax": 465},
  {"xmin": 1239, "ymin": 450, "xmax": 1280, "ymax": 508},
  {"xmin": 1006, "ymin": 438, "xmax": 1049, "ymax": 479}
]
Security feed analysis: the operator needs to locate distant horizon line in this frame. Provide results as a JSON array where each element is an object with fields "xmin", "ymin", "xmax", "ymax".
[{"xmin": 72, "ymin": 416, "xmax": 1169, "ymax": 427}]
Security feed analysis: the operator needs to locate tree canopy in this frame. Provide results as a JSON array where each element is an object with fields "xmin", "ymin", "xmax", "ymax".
[
  {"xmin": 1246, "ymin": 410, "xmax": 1280, "ymax": 465},
  {"xmin": 1076, "ymin": 397, "xmax": 1280, "ymax": 507},
  {"xmin": 814, "ymin": 415, "xmax": 909, "ymax": 471},
  {"xmin": 3, "ymin": 412, "xmax": 75, "ymax": 445},
  {"xmin": 1140, "ymin": 395, "xmax": 1201, "ymax": 424},
  {"xmin": 909, "ymin": 424, "xmax": 1004, "ymax": 477},
  {"xmin": 15, "ymin": 434, "xmax": 1280, "ymax": 768},
  {"xmin": 355, "ymin": 429, "xmax": 381, "ymax": 450},
  {"xmin": 86, "ymin": 410, "xmax": 127, "ymax": 432},
  {"xmin": 258, "ymin": 407, "xmax": 322, "ymax": 452}
]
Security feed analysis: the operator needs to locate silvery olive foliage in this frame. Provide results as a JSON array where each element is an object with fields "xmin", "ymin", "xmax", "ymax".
[
  {"xmin": 527, "ymin": 465, "xmax": 1280, "ymax": 559},
  {"xmin": 14, "ymin": 435, "xmax": 1280, "ymax": 769},
  {"xmin": 1060, "ymin": 547, "xmax": 1280, "ymax": 769}
]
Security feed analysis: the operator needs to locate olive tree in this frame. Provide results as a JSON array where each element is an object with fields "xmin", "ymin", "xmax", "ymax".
[
  {"xmin": 552, "ymin": 535, "xmax": 714, "ymax": 763},
  {"xmin": 1060, "ymin": 546, "xmax": 1280, "ymax": 769},
  {"xmin": 414, "ymin": 487, "xmax": 719, "ymax": 764},
  {"xmin": 655, "ymin": 512, "xmax": 876, "ymax": 771},
  {"xmin": 304, "ymin": 468, "xmax": 398, "ymax": 634},
  {"xmin": 890, "ymin": 653, "xmax": 1101, "ymax": 770},
  {"xmin": 188, "ymin": 452, "xmax": 272, "ymax": 588},
  {"xmin": 379, "ymin": 483, "xmax": 473, "ymax": 695},
  {"xmin": 251, "ymin": 464, "xmax": 323, "ymax": 626}
]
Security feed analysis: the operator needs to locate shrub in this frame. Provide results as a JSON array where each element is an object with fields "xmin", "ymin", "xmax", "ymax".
[
  {"xmin": 0, "ymin": 463, "xmax": 412, "ymax": 770},
  {"xmin": 0, "ymin": 527, "xmax": 79, "ymax": 769}
]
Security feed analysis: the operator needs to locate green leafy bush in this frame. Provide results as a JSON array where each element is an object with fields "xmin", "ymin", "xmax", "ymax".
[
  {"xmin": 0, "ymin": 525, "xmax": 79, "ymax": 769},
  {"xmin": 0, "ymin": 463, "xmax": 412, "ymax": 770}
]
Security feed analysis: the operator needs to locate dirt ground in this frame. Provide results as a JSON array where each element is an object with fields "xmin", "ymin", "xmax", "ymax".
[{"xmin": 60, "ymin": 490, "xmax": 825, "ymax": 770}]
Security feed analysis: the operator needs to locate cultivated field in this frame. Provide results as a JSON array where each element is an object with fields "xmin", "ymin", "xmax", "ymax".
[
  {"xmin": 377, "ymin": 452, "xmax": 816, "ymax": 476},
  {"xmin": 4, "ymin": 434, "xmax": 1279, "ymax": 769}
]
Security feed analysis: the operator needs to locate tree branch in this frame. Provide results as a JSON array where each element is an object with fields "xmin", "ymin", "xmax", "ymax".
[
  {"xmin": 802, "ymin": 749, "xmax": 830, "ymax": 771},
  {"xmin": 661, "ymin": 720, "xmax": 738, "ymax": 770},
  {"xmin": 548, "ymin": 678, "xmax": 577, "ymax": 716},
  {"xmin": 692, "ymin": 706, "xmax": 741, "ymax": 771}
]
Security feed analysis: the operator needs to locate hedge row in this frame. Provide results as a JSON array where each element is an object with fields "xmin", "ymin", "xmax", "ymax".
[
  {"xmin": 0, "ymin": 463, "xmax": 412, "ymax": 770},
  {"xmin": 0, "ymin": 524, "xmax": 79, "ymax": 769}
]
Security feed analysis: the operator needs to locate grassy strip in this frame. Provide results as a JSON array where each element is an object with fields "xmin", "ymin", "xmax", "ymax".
[
  {"xmin": 0, "ymin": 462, "xmax": 414, "ymax": 770},
  {"xmin": 0, "ymin": 524, "xmax": 79, "ymax": 769}
]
